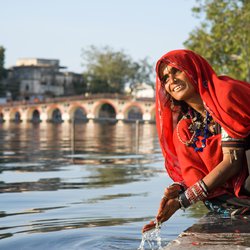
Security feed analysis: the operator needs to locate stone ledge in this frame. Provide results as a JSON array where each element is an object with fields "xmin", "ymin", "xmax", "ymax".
[{"xmin": 164, "ymin": 213, "xmax": 250, "ymax": 249}]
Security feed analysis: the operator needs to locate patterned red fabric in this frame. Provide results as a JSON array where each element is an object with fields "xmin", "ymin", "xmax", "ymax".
[{"xmin": 155, "ymin": 49, "xmax": 250, "ymax": 197}]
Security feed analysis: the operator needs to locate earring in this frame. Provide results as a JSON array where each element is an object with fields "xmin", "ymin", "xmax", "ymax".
[{"xmin": 170, "ymin": 97, "xmax": 175, "ymax": 110}]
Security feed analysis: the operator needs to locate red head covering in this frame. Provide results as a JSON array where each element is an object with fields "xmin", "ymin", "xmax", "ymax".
[{"xmin": 155, "ymin": 49, "xmax": 250, "ymax": 183}]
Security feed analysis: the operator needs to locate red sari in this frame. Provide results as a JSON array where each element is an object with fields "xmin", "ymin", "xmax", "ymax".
[{"xmin": 155, "ymin": 49, "xmax": 250, "ymax": 198}]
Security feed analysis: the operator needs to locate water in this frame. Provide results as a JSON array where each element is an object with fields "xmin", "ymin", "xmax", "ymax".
[
  {"xmin": 0, "ymin": 121, "xmax": 206, "ymax": 250},
  {"xmin": 138, "ymin": 222, "xmax": 162, "ymax": 250}
]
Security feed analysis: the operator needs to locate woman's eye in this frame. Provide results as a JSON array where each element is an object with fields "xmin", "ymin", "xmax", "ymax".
[
  {"xmin": 162, "ymin": 74, "xmax": 169, "ymax": 82},
  {"xmin": 172, "ymin": 68, "xmax": 181, "ymax": 75}
]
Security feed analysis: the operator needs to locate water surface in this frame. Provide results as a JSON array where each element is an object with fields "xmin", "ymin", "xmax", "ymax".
[{"xmin": 0, "ymin": 122, "xmax": 206, "ymax": 249}]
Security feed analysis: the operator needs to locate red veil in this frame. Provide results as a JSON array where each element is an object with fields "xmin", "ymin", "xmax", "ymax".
[{"xmin": 155, "ymin": 49, "xmax": 250, "ymax": 196}]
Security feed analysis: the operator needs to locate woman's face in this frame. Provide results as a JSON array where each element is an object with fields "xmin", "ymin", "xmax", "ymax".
[{"xmin": 159, "ymin": 63, "xmax": 198, "ymax": 102}]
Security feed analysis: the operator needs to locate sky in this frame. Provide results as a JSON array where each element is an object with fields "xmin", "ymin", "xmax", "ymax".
[{"xmin": 1, "ymin": 0, "xmax": 200, "ymax": 73}]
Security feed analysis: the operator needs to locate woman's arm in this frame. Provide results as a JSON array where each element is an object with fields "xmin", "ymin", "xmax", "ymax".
[
  {"xmin": 144, "ymin": 148, "xmax": 245, "ymax": 232},
  {"xmin": 142, "ymin": 127, "xmax": 246, "ymax": 232},
  {"xmin": 203, "ymin": 126, "xmax": 246, "ymax": 192},
  {"xmin": 202, "ymin": 147, "xmax": 244, "ymax": 192}
]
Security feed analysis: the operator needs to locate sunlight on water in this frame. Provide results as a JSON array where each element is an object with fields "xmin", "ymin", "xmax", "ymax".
[{"xmin": 0, "ymin": 122, "xmax": 202, "ymax": 249}]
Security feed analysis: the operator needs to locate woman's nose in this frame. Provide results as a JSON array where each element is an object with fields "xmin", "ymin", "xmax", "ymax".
[
  {"xmin": 168, "ymin": 74, "xmax": 176, "ymax": 84},
  {"xmin": 164, "ymin": 75, "xmax": 177, "ymax": 92}
]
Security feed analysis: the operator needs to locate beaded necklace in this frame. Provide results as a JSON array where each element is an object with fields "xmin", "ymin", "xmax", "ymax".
[{"xmin": 176, "ymin": 109, "xmax": 214, "ymax": 152}]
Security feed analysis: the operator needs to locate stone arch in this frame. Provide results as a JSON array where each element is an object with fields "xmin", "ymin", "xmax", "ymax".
[
  {"xmin": 26, "ymin": 108, "xmax": 41, "ymax": 123},
  {"xmin": 93, "ymin": 100, "xmax": 117, "ymax": 121},
  {"xmin": 9, "ymin": 109, "xmax": 22, "ymax": 123},
  {"xmin": 31, "ymin": 109, "xmax": 41, "ymax": 123},
  {"xmin": 47, "ymin": 106, "xmax": 63, "ymax": 123},
  {"xmin": 69, "ymin": 105, "xmax": 88, "ymax": 123},
  {"xmin": 123, "ymin": 103, "xmax": 144, "ymax": 121}
]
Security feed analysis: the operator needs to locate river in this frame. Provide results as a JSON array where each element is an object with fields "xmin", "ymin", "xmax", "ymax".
[{"xmin": 0, "ymin": 121, "xmax": 206, "ymax": 249}]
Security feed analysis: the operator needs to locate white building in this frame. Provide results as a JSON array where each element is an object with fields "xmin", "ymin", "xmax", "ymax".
[
  {"xmin": 7, "ymin": 58, "xmax": 83, "ymax": 101},
  {"xmin": 125, "ymin": 82, "xmax": 155, "ymax": 99}
]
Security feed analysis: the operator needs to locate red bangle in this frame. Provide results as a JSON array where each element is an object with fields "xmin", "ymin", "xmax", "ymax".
[{"xmin": 184, "ymin": 180, "xmax": 208, "ymax": 205}]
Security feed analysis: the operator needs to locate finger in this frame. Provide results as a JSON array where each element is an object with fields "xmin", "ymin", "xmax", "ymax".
[
  {"xmin": 142, "ymin": 224, "xmax": 155, "ymax": 233},
  {"xmin": 157, "ymin": 204, "xmax": 170, "ymax": 222},
  {"xmin": 142, "ymin": 221, "xmax": 156, "ymax": 233},
  {"xmin": 157, "ymin": 198, "xmax": 171, "ymax": 222},
  {"xmin": 157, "ymin": 199, "xmax": 179, "ymax": 223}
]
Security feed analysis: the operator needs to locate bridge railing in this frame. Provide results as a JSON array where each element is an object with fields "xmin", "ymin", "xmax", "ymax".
[{"xmin": 0, "ymin": 93, "xmax": 155, "ymax": 107}]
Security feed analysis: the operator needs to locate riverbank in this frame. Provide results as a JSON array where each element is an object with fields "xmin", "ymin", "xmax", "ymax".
[{"xmin": 165, "ymin": 213, "xmax": 250, "ymax": 249}]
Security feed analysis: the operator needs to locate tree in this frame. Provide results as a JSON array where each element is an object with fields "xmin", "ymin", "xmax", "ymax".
[
  {"xmin": 81, "ymin": 45, "xmax": 154, "ymax": 94},
  {"xmin": 129, "ymin": 57, "xmax": 155, "ymax": 94},
  {"xmin": 184, "ymin": 0, "xmax": 250, "ymax": 82}
]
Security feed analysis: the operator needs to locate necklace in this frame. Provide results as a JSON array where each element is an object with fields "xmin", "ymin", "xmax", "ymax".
[{"xmin": 176, "ymin": 109, "xmax": 214, "ymax": 152}]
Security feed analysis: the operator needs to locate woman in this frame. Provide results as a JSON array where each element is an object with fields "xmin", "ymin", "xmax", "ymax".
[{"xmin": 143, "ymin": 49, "xmax": 250, "ymax": 233}]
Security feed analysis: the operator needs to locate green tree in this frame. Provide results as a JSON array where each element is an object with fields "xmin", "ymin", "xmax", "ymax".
[
  {"xmin": 184, "ymin": 0, "xmax": 250, "ymax": 81},
  {"xmin": 72, "ymin": 79, "xmax": 87, "ymax": 95},
  {"xmin": 129, "ymin": 57, "xmax": 155, "ymax": 94},
  {"xmin": 81, "ymin": 45, "xmax": 154, "ymax": 94}
]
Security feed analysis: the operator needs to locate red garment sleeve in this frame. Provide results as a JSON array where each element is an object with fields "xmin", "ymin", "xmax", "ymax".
[
  {"xmin": 173, "ymin": 119, "xmax": 209, "ymax": 187},
  {"xmin": 172, "ymin": 118, "xmax": 248, "ymax": 198}
]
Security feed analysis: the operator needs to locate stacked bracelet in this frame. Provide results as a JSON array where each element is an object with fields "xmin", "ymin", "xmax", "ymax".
[{"xmin": 178, "ymin": 179, "xmax": 209, "ymax": 210}]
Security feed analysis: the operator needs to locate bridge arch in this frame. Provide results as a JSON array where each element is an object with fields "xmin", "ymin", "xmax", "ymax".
[
  {"xmin": 31, "ymin": 110, "xmax": 41, "ymax": 123},
  {"xmin": 69, "ymin": 105, "xmax": 88, "ymax": 123},
  {"xmin": 27, "ymin": 108, "xmax": 41, "ymax": 123},
  {"xmin": 9, "ymin": 109, "xmax": 22, "ymax": 123},
  {"xmin": 47, "ymin": 106, "xmax": 63, "ymax": 123},
  {"xmin": 123, "ymin": 103, "xmax": 144, "ymax": 121},
  {"xmin": 93, "ymin": 100, "xmax": 117, "ymax": 121}
]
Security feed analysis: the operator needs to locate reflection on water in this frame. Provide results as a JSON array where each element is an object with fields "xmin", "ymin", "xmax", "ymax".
[{"xmin": 0, "ymin": 122, "xmax": 204, "ymax": 249}]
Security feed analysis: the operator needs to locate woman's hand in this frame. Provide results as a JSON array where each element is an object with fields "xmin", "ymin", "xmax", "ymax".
[
  {"xmin": 142, "ymin": 184, "xmax": 182, "ymax": 233},
  {"xmin": 162, "ymin": 184, "xmax": 182, "ymax": 200},
  {"xmin": 156, "ymin": 197, "xmax": 180, "ymax": 224},
  {"xmin": 142, "ymin": 220, "xmax": 157, "ymax": 233},
  {"xmin": 142, "ymin": 198, "xmax": 180, "ymax": 233}
]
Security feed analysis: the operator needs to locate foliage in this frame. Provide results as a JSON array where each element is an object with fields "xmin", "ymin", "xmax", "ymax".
[
  {"xmin": 81, "ymin": 45, "xmax": 154, "ymax": 94},
  {"xmin": 72, "ymin": 78, "xmax": 88, "ymax": 95},
  {"xmin": 129, "ymin": 57, "xmax": 155, "ymax": 93},
  {"xmin": 184, "ymin": 0, "xmax": 250, "ymax": 81}
]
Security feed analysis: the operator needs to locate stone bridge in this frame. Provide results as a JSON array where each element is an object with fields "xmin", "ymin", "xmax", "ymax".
[{"xmin": 0, "ymin": 94, "xmax": 156, "ymax": 123}]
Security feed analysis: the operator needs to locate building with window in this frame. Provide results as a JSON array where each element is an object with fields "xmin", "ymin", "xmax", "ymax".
[{"xmin": 6, "ymin": 58, "xmax": 83, "ymax": 101}]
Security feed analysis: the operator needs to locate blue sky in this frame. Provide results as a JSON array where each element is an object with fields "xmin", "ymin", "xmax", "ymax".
[{"xmin": 1, "ymin": 0, "xmax": 200, "ymax": 73}]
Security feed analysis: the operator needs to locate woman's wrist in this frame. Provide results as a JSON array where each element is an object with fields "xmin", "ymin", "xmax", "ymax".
[
  {"xmin": 178, "ymin": 179, "xmax": 209, "ymax": 210},
  {"xmin": 170, "ymin": 181, "xmax": 187, "ymax": 192}
]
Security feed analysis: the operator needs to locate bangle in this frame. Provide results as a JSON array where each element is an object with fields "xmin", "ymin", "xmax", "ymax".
[
  {"xmin": 199, "ymin": 179, "xmax": 209, "ymax": 195},
  {"xmin": 185, "ymin": 180, "xmax": 208, "ymax": 205},
  {"xmin": 178, "ymin": 192, "xmax": 191, "ymax": 210},
  {"xmin": 179, "ymin": 180, "xmax": 209, "ymax": 209},
  {"xmin": 177, "ymin": 179, "xmax": 209, "ymax": 211}
]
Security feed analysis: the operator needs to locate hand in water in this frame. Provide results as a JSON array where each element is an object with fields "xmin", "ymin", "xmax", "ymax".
[
  {"xmin": 142, "ymin": 185, "xmax": 182, "ymax": 233},
  {"xmin": 156, "ymin": 197, "xmax": 180, "ymax": 223},
  {"xmin": 142, "ymin": 220, "xmax": 157, "ymax": 233}
]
